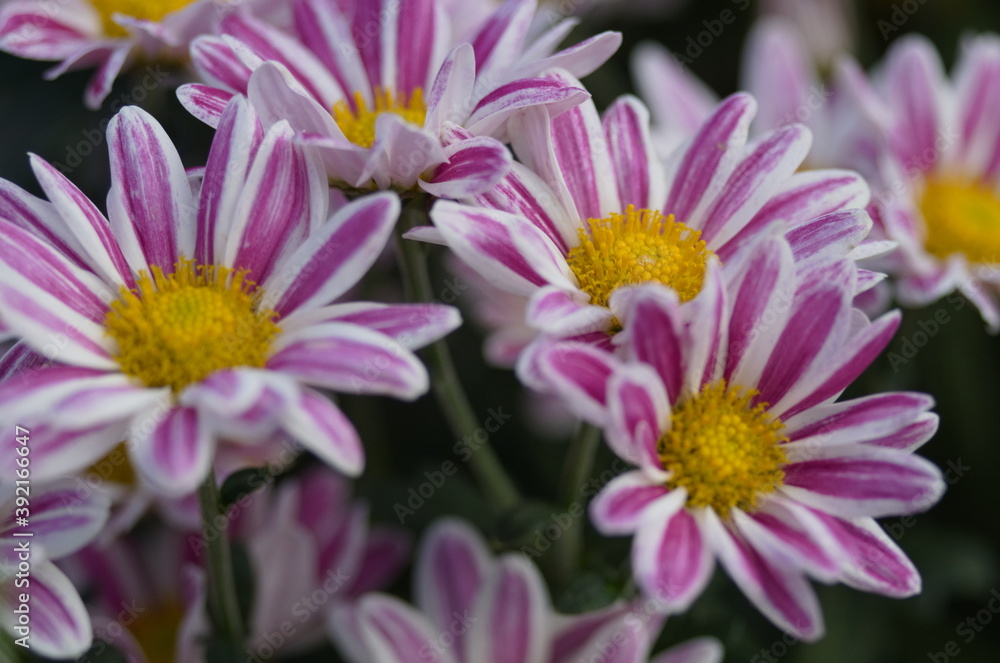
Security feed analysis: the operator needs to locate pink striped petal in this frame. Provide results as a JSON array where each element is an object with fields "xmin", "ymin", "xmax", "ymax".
[
  {"xmin": 281, "ymin": 387, "xmax": 364, "ymax": 478},
  {"xmin": 466, "ymin": 556, "xmax": 548, "ymax": 663},
  {"xmin": 527, "ymin": 31, "xmax": 623, "ymax": 81},
  {"xmin": 391, "ymin": 0, "xmax": 445, "ymax": 93},
  {"xmin": 268, "ymin": 323, "xmax": 428, "ymax": 401},
  {"xmin": 298, "ymin": 302, "xmax": 461, "ymax": 350},
  {"xmin": 786, "ymin": 209, "xmax": 873, "ymax": 262},
  {"xmin": 133, "ymin": 406, "xmax": 213, "ymax": 497},
  {"xmin": 619, "ymin": 284, "xmax": 685, "ymax": 403},
  {"xmin": 415, "ymin": 519, "xmax": 491, "ymax": 652},
  {"xmin": 107, "ymin": 106, "xmax": 195, "ymax": 268},
  {"xmin": 884, "ymin": 36, "xmax": 947, "ymax": 172},
  {"xmin": 265, "ymin": 192, "xmax": 399, "ymax": 315},
  {"xmin": 19, "ymin": 561, "xmax": 92, "ymax": 659},
  {"xmin": 0, "ymin": 221, "xmax": 111, "ymax": 323},
  {"xmin": 721, "ymin": 235, "xmax": 794, "ymax": 392},
  {"xmin": 426, "ymin": 43, "xmax": 476, "ymax": 129},
  {"xmin": 665, "ymin": 94, "xmax": 755, "ymax": 223},
  {"xmin": 348, "ymin": 527, "xmax": 412, "ymax": 597},
  {"xmin": 471, "ymin": 0, "xmax": 534, "ymax": 75},
  {"xmin": 778, "ymin": 310, "xmax": 901, "ymax": 419},
  {"xmin": 84, "ymin": 44, "xmax": 131, "ymax": 110},
  {"xmin": 707, "ymin": 512, "xmax": 824, "ymax": 640},
  {"xmin": 228, "ymin": 121, "xmax": 326, "ymax": 284},
  {"xmin": 472, "ymin": 160, "xmax": 576, "ymax": 253},
  {"xmin": 606, "ymin": 364, "xmax": 669, "ymax": 470},
  {"xmin": 650, "ymin": 637, "xmax": 724, "ymax": 663},
  {"xmin": 0, "ymin": 275, "xmax": 114, "ymax": 369},
  {"xmin": 467, "ymin": 78, "xmax": 590, "ymax": 139},
  {"xmin": 17, "ymin": 480, "xmax": 110, "ymax": 559},
  {"xmin": 533, "ymin": 341, "xmax": 621, "ymax": 426},
  {"xmin": 631, "ymin": 42, "xmax": 717, "ymax": 140},
  {"xmin": 782, "ymin": 446, "xmax": 945, "ymax": 518},
  {"xmin": 28, "ymin": 154, "xmax": 134, "ymax": 286},
  {"xmin": 726, "ymin": 170, "xmax": 870, "ymax": 259},
  {"xmin": 633, "ymin": 507, "xmax": 713, "ymax": 612},
  {"xmin": 293, "ymin": 0, "xmax": 368, "ymax": 100},
  {"xmin": 430, "ymin": 201, "xmax": 573, "ymax": 298},
  {"xmin": 190, "ymin": 35, "xmax": 251, "ymax": 93},
  {"xmin": 785, "ymin": 392, "xmax": 936, "ymax": 445},
  {"xmin": 180, "ymin": 368, "xmax": 296, "ymax": 442},
  {"xmin": 732, "ymin": 503, "xmax": 840, "ymax": 581},
  {"xmin": 954, "ymin": 36, "xmax": 1000, "ymax": 173},
  {"xmin": 356, "ymin": 594, "xmax": 452, "ymax": 663},
  {"xmin": 421, "ymin": 132, "xmax": 513, "ymax": 199},
  {"xmin": 742, "ymin": 19, "xmax": 815, "ymax": 134},
  {"xmin": 864, "ymin": 414, "xmax": 939, "ymax": 452},
  {"xmin": 221, "ymin": 12, "xmax": 341, "ymax": 106},
  {"xmin": 525, "ymin": 286, "xmax": 612, "ymax": 336},
  {"xmin": 177, "ymin": 83, "xmax": 234, "ymax": 128},
  {"xmin": 700, "ymin": 124, "xmax": 810, "ymax": 247},
  {"xmin": 590, "ymin": 471, "xmax": 674, "ymax": 534},
  {"xmin": 811, "ymin": 512, "xmax": 921, "ymax": 597},
  {"xmin": 0, "ymin": 3, "xmax": 92, "ymax": 60},
  {"xmin": 195, "ymin": 96, "xmax": 264, "ymax": 266},
  {"xmin": 604, "ymin": 95, "xmax": 664, "ymax": 210}
]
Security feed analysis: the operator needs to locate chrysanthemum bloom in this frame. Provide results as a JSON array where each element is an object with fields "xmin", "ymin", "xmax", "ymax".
[
  {"xmin": 531, "ymin": 250, "xmax": 945, "ymax": 640},
  {"xmin": 178, "ymin": 0, "xmax": 620, "ymax": 195},
  {"xmin": 70, "ymin": 526, "xmax": 206, "ymax": 662},
  {"xmin": 0, "ymin": 0, "xmax": 285, "ymax": 109},
  {"xmin": 329, "ymin": 518, "xmax": 724, "ymax": 663},
  {"xmin": 838, "ymin": 35, "xmax": 1000, "ymax": 330},
  {"xmin": 425, "ymin": 84, "xmax": 881, "ymax": 343},
  {"xmin": 0, "ymin": 99, "xmax": 460, "ymax": 496},
  {"xmin": 632, "ymin": 18, "xmax": 871, "ymax": 163},
  {"xmin": 71, "ymin": 467, "xmax": 408, "ymax": 661},
  {"xmin": 0, "ymin": 479, "xmax": 110, "ymax": 658}
]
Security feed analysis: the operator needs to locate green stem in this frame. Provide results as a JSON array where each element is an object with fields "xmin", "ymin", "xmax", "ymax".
[
  {"xmin": 552, "ymin": 422, "xmax": 601, "ymax": 589},
  {"xmin": 197, "ymin": 471, "xmax": 245, "ymax": 645},
  {"xmin": 394, "ymin": 199, "xmax": 520, "ymax": 512}
]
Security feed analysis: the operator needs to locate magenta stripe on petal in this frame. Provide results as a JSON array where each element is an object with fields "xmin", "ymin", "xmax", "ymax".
[
  {"xmin": 634, "ymin": 508, "xmax": 711, "ymax": 611},
  {"xmin": 787, "ymin": 392, "xmax": 934, "ymax": 442},
  {"xmin": 813, "ymin": 511, "xmax": 920, "ymax": 596},
  {"xmin": 471, "ymin": 0, "xmax": 534, "ymax": 74},
  {"xmin": 107, "ymin": 107, "xmax": 191, "ymax": 269},
  {"xmin": 0, "ymin": 179, "xmax": 87, "ymax": 269},
  {"xmin": 665, "ymin": 94, "xmax": 754, "ymax": 222},
  {"xmin": 474, "ymin": 162, "xmax": 571, "ymax": 253},
  {"xmin": 190, "ymin": 36, "xmax": 251, "ymax": 94},
  {"xmin": 604, "ymin": 96, "xmax": 654, "ymax": 209},
  {"xmin": 177, "ymin": 84, "xmax": 234, "ymax": 128},
  {"xmin": 142, "ymin": 407, "xmax": 210, "ymax": 496},
  {"xmin": 624, "ymin": 287, "xmax": 685, "ymax": 402},
  {"xmin": 394, "ymin": 0, "xmax": 437, "ymax": 93}
]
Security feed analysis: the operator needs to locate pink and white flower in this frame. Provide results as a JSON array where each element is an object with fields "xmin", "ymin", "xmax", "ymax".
[
  {"xmin": 0, "ymin": 0, "xmax": 285, "ymax": 109},
  {"xmin": 329, "ymin": 517, "xmax": 723, "ymax": 663},
  {"xmin": 178, "ymin": 0, "xmax": 621, "ymax": 194},
  {"xmin": 0, "ymin": 98, "xmax": 460, "ymax": 497},
  {"xmin": 423, "ymin": 84, "xmax": 880, "ymax": 344},
  {"xmin": 530, "ymin": 251, "xmax": 945, "ymax": 640},
  {"xmin": 837, "ymin": 34, "xmax": 1000, "ymax": 330},
  {"xmin": 1, "ymin": 479, "xmax": 110, "ymax": 658}
]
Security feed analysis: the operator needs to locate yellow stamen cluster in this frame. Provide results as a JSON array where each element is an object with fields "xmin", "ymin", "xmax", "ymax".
[
  {"xmin": 105, "ymin": 259, "xmax": 279, "ymax": 393},
  {"xmin": 128, "ymin": 601, "xmax": 184, "ymax": 663},
  {"xmin": 659, "ymin": 380, "xmax": 788, "ymax": 515},
  {"xmin": 333, "ymin": 88, "xmax": 427, "ymax": 148},
  {"xmin": 90, "ymin": 0, "xmax": 194, "ymax": 37},
  {"xmin": 920, "ymin": 176, "xmax": 1000, "ymax": 264},
  {"xmin": 566, "ymin": 206, "xmax": 715, "ymax": 310}
]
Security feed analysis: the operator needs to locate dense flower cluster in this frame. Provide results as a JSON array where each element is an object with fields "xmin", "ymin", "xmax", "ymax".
[{"xmin": 2, "ymin": 0, "xmax": 990, "ymax": 660}]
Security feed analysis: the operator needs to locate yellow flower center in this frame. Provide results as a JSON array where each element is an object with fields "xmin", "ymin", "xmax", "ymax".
[
  {"xmin": 920, "ymin": 176, "xmax": 1000, "ymax": 264},
  {"xmin": 90, "ymin": 0, "xmax": 195, "ymax": 37},
  {"xmin": 87, "ymin": 442, "xmax": 136, "ymax": 486},
  {"xmin": 566, "ymin": 206, "xmax": 715, "ymax": 310},
  {"xmin": 104, "ymin": 259, "xmax": 279, "ymax": 393},
  {"xmin": 332, "ymin": 88, "xmax": 427, "ymax": 148},
  {"xmin": 659, "ymin": 380, "xmax": 788, "ymax": 514},
  {"xmin": 127, "ymin": 601, "xmax": 184, "ymax": 663}
]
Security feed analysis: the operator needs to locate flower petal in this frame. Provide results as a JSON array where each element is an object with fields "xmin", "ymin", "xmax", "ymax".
[
  {"xmin": 281, "ymin": 387, "xmax": 364, "ymax": 477},
  {"xmin": 132, "ymin": 406, "xmax": 214, "ymax": 497},
  {"xmin": 465, "ymin": 556, "xmax": 549, "ymax": 663},
  {"xmin": 632, "ymin": 506, "xmax": 713, "ymax": 612}
]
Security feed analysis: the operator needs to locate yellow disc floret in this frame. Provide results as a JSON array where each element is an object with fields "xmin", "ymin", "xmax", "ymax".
[
  {"xmin": 105, "ymin": 259, "xmax": 279, "ymax": 393},
  {"xmin": 659, "ymin": 380, "xmax": 788, "ymax": 515},
  {"xmin": 333, "ymin": 87, "xmax": 427, "ymax": 148},
  {"xmin": 920, "ymin": 176, "xmax": 1000, "ymax": 264},
  {"xmin": 90, "ymin": 0, "xmax": 195, "ymax": 37},
  {"xmin": 566, "ymin": 205, "xmax": 715, "ymax": 309}
]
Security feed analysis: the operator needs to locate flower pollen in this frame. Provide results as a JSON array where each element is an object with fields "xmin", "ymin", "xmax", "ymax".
[
  {"xmin": 90, "ymin": 0, "xmax": 194, "ymax": 37},
  {"xmin": 105, "ymin": 259, "xmax": 279, "ymax": 393},
  {"xmin": 566, "ymin": 206, "xmax": 715, "ymax": 309},
  {"xmin": 333, "ymin": 87, "xmax": 427, "ymax": 148},
  {"xmin": 920, "ymin": 176, "xmax": 1000, "ymax": 264},
  {"xmin": 659, "ymin": 380, "xmax": 788, "ymax": 515}
]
